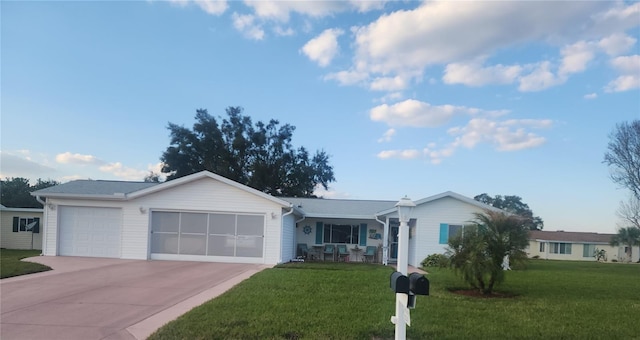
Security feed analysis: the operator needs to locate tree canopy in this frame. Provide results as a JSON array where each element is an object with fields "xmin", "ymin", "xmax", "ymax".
[
  {"xmin": 1, "ymin": 178, "xmax": 60, "ymax": 208},
  {"xmin": 474, "ymin": 193, "xmax": 544, "ymax": 230},
  {"xmin": 604, "ymin": 120, "xmax": 640, "ymax": 201},
  {"xmin": 160, "ymin": 107, "xmax": 335, "ymax": 197}
]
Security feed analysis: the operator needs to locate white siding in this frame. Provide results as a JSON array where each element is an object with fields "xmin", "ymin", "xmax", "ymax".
[
  {"xmin": 410, "ymin": 196, "xmax": 488, "ymax": 267},
  {"xmin": 42, "ymin": 177, "xmax": 287, "ymax": 264}
]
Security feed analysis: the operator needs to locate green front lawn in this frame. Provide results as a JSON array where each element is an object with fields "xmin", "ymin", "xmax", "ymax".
[
  {"xmin": 0, "ymin": 249, "xmax": 51, "ymax": 279},
  {"xmin": 149, "ymin": 260, "xmax": 639, "ymax": 340}
]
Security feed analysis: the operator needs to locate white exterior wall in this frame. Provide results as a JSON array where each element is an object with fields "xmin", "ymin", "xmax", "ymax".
[
  {"xmin": 42, "ymin": 178, "xmax": 287, "ymax": 264},
  {"xmin": 410, "ymin": 196, "xmax": 488, "ymax": 267}
]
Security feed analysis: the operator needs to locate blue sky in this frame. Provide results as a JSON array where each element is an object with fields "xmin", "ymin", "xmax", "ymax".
[{"xmin": 2, "ymin": 1, "xmax": 639, "ymax": 233}]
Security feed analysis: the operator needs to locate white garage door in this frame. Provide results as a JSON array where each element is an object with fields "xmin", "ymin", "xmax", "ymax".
[{"xmin": 59, "ymin": 206, "xmax": 122, "ymax": 258}]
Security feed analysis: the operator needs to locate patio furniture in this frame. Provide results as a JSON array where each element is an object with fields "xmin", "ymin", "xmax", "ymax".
[
  {"xmin": 323, "ymin": 244, "xmax": 335, "ymax": 261},
  {"xmin": 311, "ymin": 245, "xmax": 323, "ymax": 261},
  {"xmin": 337, "ymin": 244, "xmax": 349, "ymax": 262},
  {"xmin": 297, "ymin": 243, "xmax": 309, "ymax": 259},
  {"xmin": 351, "ymin": 246, "xmax": 363, "ymax": 262},
  {"xmin": 363, "ymin": 246, "xmax": 376, "ymax": 263}
]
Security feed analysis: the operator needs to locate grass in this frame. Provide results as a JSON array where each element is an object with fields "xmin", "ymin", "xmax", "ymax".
[
  {"xmin": 0, "ymin": 249, "xmax": 51, "ymax": 279},
  {"xmin": 149, "ymin": 260, "xmax": 640, "ymax": 340}
]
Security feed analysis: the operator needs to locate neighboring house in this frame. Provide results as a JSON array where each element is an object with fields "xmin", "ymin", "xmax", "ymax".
[
  {"xmin": 0, "ymin": 204, "xmax": 43, "ymax": 250},
  {"xmin": 527, "ymin": 230, "xmax": 636, "ymax": 262},
  {"xmin": 31, "ymin": 170, "xmax": 500, "ymax": 266}
]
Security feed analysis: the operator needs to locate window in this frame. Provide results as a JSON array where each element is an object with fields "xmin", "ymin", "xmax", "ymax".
[
  {"xmin": 323, "ymin": 224, "xmax": 359, "ymax": 244},
  {"xmin": 12, "ymin": 217, "xmax": 40, "ymax": 233},
  {"xmin": 439, "ymin": 223, "xmax": 471, "ymax": 244},
  {"xmin": 583, "ymin": 244, "xmax": 596, "ymax": 258},
  {"xmin": 550, "ymin": 242, "xmax": 572, "ymax": 254},
  {"xmin": 539, "ymin": 242, "xmax": 545, "ymax": 252}
]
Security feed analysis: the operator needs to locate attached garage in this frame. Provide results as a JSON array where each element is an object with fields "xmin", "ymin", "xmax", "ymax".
[
  {"xmin": 32, "ymin": 171, "xmax": 297, "ymax": 264},
  {"xmin": 58, "ymin": 206, "xmax": 122, "ymax": 258}
]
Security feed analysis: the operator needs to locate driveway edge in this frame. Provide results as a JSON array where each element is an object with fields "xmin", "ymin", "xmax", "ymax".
[{"xmin": 125, "ymin": 264, "xmax": 271, "ymax": 340}]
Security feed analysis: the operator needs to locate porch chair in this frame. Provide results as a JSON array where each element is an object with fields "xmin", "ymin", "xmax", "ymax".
[
  {"xmin": 363, "ymin": 246, "xmax": 376, "ymax": 263},
  {"xmin": 297, "ymin": 243, "xmax": 309, "ymax": 259},
  {"xmin": 337, "ymin": 244, "xmax": 349, "ymax": 262},
  {"xmin": 323, "ymin": 244, "xmax": 335, "ymax": 261}
]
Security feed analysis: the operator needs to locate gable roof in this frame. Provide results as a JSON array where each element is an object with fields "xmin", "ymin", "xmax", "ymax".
[
  {"xmin": 375, "ymin": 191, "xmax": 502, "ymax": 216},
  {"xmin": 282, "ymin": 191, "xmax": 501, "ymax": 219},
  {"xmin": 31, "ymin": 171, "xmax": 292, "ymax": 207},
  {"xmin": 529, "ymin": 230, "xmax": 614, "ymax": 244},
  {"xmin": 281, "ymin": 197, "xmax": 397, "ymax": 219},
  {"xmin": 32, "ymin": 180, "xmax": 159, "ymax": 199}
]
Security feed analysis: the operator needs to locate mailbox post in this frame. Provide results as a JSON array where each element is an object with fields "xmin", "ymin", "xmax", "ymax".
[{"xmin": 392, "ymin": 197, "xmax": 415, "ymax": 340}]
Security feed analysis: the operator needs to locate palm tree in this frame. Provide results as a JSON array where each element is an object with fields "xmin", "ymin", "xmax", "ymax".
[
  {"xmin": 610, "ymin": 227, "xmax": 640, "ymax": 262},
  {"xmin": 447, "ymin": 210, "xmax": 529, "ymax": 295}
]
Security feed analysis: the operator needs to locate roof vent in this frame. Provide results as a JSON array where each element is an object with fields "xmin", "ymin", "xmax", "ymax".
[{"xmin": 557, "ymin": 230, "xmax": 564, "ymax": 232}]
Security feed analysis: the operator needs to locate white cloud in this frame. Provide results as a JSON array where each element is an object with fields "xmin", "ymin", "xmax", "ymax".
[
  {"xmin": 273, "ymin": 26, "xmax": 294, "ymax": 37},
  {"xmin": 98, "ymin": 162, "xmax": 149, "ymax": 181},
  {"xmin": 449, "ymin": 118, "xmax": 549, "ymax": 151},
  {"xmin": 55, "ymin": 152, "xmax": 104, "ymax": 165},
  {"xmin": 301, "ymin": 28, "xmax": 344, "ymax": 67},
  {"xmin": 243, "ymin": 1, "xmax": 345, "ymax": 22},
  {"xmin": 351, "ymin": 1, "xmax": 609, "ymax": 78},
  {"xmin": 370, "ymin": 76, "xmax": 408, "ymax": 91},
  {"xmin": 598, "ymin": 33, "xmax": 637, "ymax": 56},
  {"xmin": 375, "ymin": 92, "xmax": 403, "ymax": 103},
  {"xmin": 376, "ymin": 118, "xmax": 552, "ymax": 163},
  {"xmin": 312, "ymin": 184, "xmax": 352, "ymax": 199},
  {"xmin": 166, "ymin": 0, "xmax": 227, "ymax": 15},
  {"xmin": 324, "ymin": 70, "xmax": 369, "ymax": 86},
  {"xmin": 584, "ymin": 93, "xmax": 598, "ymax": 99},
  {"xmin": 348, "ymin": 0, "xmax": 387, "ymax": 13},
  {"xmin": 518, "ymin": 61, "xmax": 563, "ymax": 92},
  {"xmin": 558, "ymin": 41, "xmax": 595, "ymax": 76},
  {"xmin": 377, "ymin": 128, "xmax": 396, "ymax": 143},
  {"xmin": 605, "ymin": 55, "xmax": 640, "ymax": 92},
  {"xmin": 194, "ymin": 0, "xmax": 228, "ymax": 15},
  {"xmin": 443, "ymin": 59, "xmax": 522, "ymax": 86},
  {"xmin": 0, "ymin": 151, "xmax": 56, "ymax": 180},
  {"xmin": 369, "ymin": 99, "xmax": 507, "ymax": 128},
  {"xmin": 232, "ymin": 13, "xmax": 265, "ymax": 40},
  {"xmin": 376, "ymin": 149, "xmax": 421, "ymax": 160}
]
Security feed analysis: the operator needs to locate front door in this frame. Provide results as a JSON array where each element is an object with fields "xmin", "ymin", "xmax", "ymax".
[{"xmin": 390, "ymin": 224, "xmax": 399, "ymax": 260}]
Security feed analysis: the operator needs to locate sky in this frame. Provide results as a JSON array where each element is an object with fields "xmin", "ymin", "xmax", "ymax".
[{"xmin": 2, "ymin": 0, "xmax": 639, "ymax": 233}]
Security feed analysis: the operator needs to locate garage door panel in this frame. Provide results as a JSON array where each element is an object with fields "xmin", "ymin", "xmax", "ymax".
[
  {"xmin": 59, "ymin": 207, "xmax": 122, "ymax": 258},
  {"xmin": 151, "ymin": 211, "xmax": 264, "ymax": 261}
]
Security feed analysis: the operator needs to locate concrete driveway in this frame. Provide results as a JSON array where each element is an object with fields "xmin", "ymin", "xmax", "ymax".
[{"xmin": 0, "ymin": 256, "xmax": 268, "ymax": 340}]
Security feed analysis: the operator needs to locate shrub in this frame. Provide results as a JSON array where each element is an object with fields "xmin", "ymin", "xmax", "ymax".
[{"xmin": 421, "ymin": 253, "xmax": 450, "ymax": 268}]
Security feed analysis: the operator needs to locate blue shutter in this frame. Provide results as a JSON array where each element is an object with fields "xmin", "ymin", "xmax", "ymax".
[
  {"xmin": 315, "ymin": 222, "xmax": 323, "ymax": 244},
  {"xmin": 359, "ymin": 223, "xmax": 367, "ymax": 246},
  {"xmin": 13, "ymin": 217, "xmax": 19, "ymax": 232},
  {"xmin": 439, "ymin": 223, "xmax": 448, "ymax": 244}
]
